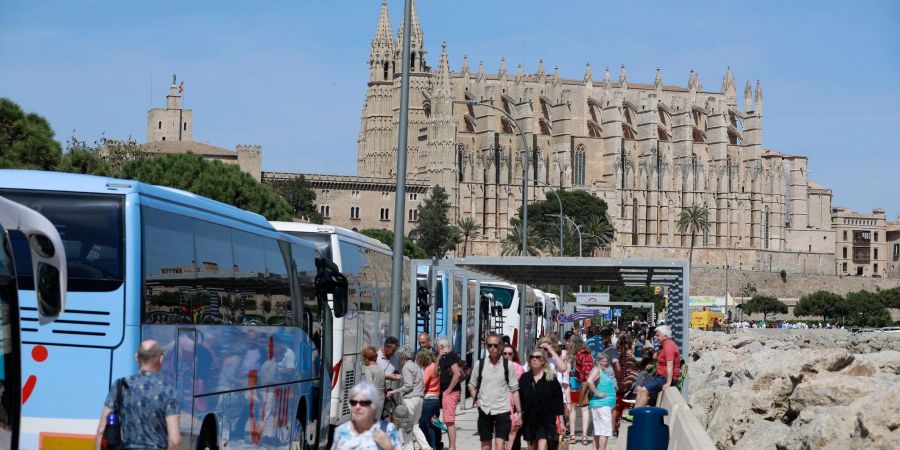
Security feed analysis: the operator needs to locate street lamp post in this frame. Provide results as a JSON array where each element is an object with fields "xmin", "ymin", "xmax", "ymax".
[
  {"xmin": 725, "ymin": 240, "xmax": 741, "ymax": 322},
  {"xmin": 455, "ymin": 99, "xmax": 529, "ymax": 358},
  {"xmin": 547, "ymin": 213, "xmax": 583, "ymax": 292}
]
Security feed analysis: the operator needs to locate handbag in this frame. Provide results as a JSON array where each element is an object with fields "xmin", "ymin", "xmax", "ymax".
[
  {"xmin": 556, "ymin": 433, "xmax": 570, "ymax": 450},
  {"xmin": 102, "ymin": 378, "xmax": 127, "ymax": 450}
]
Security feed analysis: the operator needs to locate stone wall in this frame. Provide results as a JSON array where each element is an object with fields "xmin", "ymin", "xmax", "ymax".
[{"xmin": 690, "ymin": 266, "xmax": 900, "ymax": 298}]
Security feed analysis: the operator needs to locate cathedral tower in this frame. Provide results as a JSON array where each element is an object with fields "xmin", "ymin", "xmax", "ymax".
[{"xmin": 358, "ymin": 0, "xmax": 396, "ymax": 176}]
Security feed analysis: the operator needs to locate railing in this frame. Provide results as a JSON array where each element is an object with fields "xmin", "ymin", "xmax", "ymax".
[{"xmin": 616, "ymin": 386, "xmax": 717, "ymax": 450}]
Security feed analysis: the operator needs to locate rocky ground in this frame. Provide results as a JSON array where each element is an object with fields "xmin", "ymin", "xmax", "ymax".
[{"xmin": 686, "ymin": 329, "xmax": 900, "ymax": 449}]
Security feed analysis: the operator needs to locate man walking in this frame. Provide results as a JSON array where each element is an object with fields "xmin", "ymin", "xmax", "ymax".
[
  {"xmin": 378, "ymin": 336, "xmax": 402, "ymax": 419},
  {"xmin": 469, "ymin": 333, "xmax": 522, "ymax": 450},
  {"xmin": 437, "ymin": 337, "xmax": 462, "ymax": 450},
  {"xmin": 95, "ymin": 340, "xmax": 180, "ymax": 450}
]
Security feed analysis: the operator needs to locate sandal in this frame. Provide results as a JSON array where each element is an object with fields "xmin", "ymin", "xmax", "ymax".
[
  {"xmin": 568, "ymin": 435, "xmax": 576, "ymax": 444},
  {"xmin": 582, "ymin": 436, "xmax": 590, "ymax": 445}
]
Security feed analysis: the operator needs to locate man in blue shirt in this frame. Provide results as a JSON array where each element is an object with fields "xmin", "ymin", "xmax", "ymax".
[{"xmin": 95, "ymin": 340, "xmax": 180, "ymax": 450}]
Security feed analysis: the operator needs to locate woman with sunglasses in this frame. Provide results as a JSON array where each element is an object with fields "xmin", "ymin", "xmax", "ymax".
[
  {"xmin": 518, "ymin": 350, "xmax": 565, "ymax": 450},
  {"xmin": 334, "ymin": 381, "xmax": 403, "ymax": 450},
  {"xmin": 585, "ymin": 353, "xmax": 617, "ymax": 450},
  {"xmin": 502, "ymin": 344, "xmax": 526, "ymax": 450}
]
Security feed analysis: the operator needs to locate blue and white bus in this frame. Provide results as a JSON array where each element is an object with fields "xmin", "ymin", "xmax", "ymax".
[
  {"xmin": 269, "ymin": 223, "xmax": 409, "ymax": 434},
  {"xmin": 1, "ymin": 170, "xmax": 347, "ymax": 450},
  {"xmin": 0, "ymin": 196, "xmax": 68, "ymax": 450}
]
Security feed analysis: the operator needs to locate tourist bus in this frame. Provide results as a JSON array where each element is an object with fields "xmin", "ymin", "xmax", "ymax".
[
  {"xmin": 0, "ymin": 170, "xmax": 348, "ymax": 450},
  {"xmin": 269, "ymin": 222, "xmax": 410, "ymax": 433},
  {"xmin": 477, "ymin": 281, "xmax": 537, "ymax": 352},
  {"xmin": 0, "ymin": 196, "xmax": 67, "ymax": 450}
]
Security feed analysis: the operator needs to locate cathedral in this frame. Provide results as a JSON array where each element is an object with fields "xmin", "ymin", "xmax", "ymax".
[{"xmin": 264, "ymin": 0, "xmax": 899, "ymax": 278}]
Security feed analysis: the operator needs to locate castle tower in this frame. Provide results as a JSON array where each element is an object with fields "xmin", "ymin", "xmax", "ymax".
[
  {"xmin": 358, "ymin": 0, "xmax": 396, "ymax": 176},
  {"xmin": 147, "ymin": 76, "xmax": 192, "ymax": 142}
]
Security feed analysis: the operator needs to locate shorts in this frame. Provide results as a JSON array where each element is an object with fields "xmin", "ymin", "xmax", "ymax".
[
  {"xmin": 642, "ymin": 376, "xmax": 668, "ymax": 395},
  {"xmin": 477, "ymin": 410, "xmax": 511, "ymax": 442},
  {"xmin": 441, "ymin": 390, "xmax": 461, "ymax": 423},
  {"xmin": 590, "ymin": 406, "xmax": 612, "ymax": 437},
  {"xmin": 523, "ymin": 423, "xmax": 556, "ymax": 442}
]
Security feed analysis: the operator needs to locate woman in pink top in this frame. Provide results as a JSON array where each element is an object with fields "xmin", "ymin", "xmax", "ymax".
[
  {"xmin": 503, "ymin": 344, "xmax": 526, "ymax": 450},
  {"xmin": 419, "ymin": 352, "xmax": 443, "ymax": 449}
]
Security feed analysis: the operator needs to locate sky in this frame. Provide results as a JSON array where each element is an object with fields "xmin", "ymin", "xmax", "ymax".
[{"xmin": 2, "ymin": 0, "xmax": 898, "ymax": 218}]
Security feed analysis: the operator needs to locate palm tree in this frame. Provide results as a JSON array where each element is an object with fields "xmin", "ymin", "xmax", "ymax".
[
  {"xmin": 583, "ymin": 214, "xmax": 615, "ymax": 256},
  {"xmin": 457, "ymin": 217, "xmax": 480, "ymax": 257},
  {"xmin": 676, "ymin": 203, "xmax": 710, "ymax": 269},
  {"xmin": 501, "ymin": 219, "xmax": 542, "ymax": 256}
]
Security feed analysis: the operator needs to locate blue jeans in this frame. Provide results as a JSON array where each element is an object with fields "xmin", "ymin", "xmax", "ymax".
[{"xmin": 419, "ymin": 396, "xmax": 443, "ymax": 449}]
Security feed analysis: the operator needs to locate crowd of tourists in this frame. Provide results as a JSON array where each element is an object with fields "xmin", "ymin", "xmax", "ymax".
[{"xmin": 333, "ymin": 322, "xmax": 681, "ymax": 450}]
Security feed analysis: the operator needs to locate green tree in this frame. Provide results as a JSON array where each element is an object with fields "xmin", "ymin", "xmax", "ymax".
[
  {"xmin": 878, "ymin": 287, "xmax": 900, "ymax": 309},
  {"xmin": 743, "ymin": 295, "xmax": 788, "ymax": 322},
  {"xmin": 845, "ymin": 290, "xmax": 891, "ymax": 327},
  {"xmin": 676, "ymin": 203, "xmax": 710, "ymax": 269},
  {"xmin": 118, "ymin": 153, "xmax": 292, "ymax": 221},
  {"xmin": 0, "ymin": 98, "xmax": 62, "ymax": 169},
  {"xmin": 516, "ymin": 189, "xmax": 609, "ymax": 255},
  {"xmin": 100, "ymin": 136, "xmax": 143, "ymax": 174},
  {"xmin": 56, "ymin": 136, "xmax": 110, "ymax": 175},
  {"xmin": 359, "ymin": 228, "xmax": 427, "ymax": 259},
  {"xmin": 583, "ymin": 214, "xmax": 615, "ymax": 256},
  {"xmin": 267, "ymin": 176, "xmax": 323, "ymax": 223},
  {"xmin": 415, "ymin": 186, "xmax": 461, "ymax": 258},
  {"xmin": 457, "ymin": 217, "xmax": 480, "ymax": 257},
  {"xmin": 794, "ymin": 290, "xmax": 844, "ymax": 322}
]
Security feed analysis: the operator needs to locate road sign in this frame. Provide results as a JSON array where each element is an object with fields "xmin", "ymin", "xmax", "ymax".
[
  {"xmin": 613, "ymin": 308, "xmax": 622, "ymax": 318},
  {"xmin": 575, "ymin": 292, "xmax": 610, "ymax": 306}
]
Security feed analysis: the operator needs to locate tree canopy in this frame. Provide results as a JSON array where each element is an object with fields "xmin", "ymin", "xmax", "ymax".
[
  {"xmin": 0, "ymin": 98, "xmax": 62, "ymax": 169},
  {"xmin": 359, "ymin": 228, "xmax": 427, "ymax": 259},
  {"xmin": 742, "ymin": 295, "xmax": 788, "ymax": 322},
  {"xmin": 414, "ymin": 186, "xmax": 460, "ymax": 258},
  {"xmin": 513, "ymin": 188, "xmax": 612, "ymax": 256},
  {"xmin": 794, "ymin": 290, "xmax": 845, "ymax": 322},
  {"xmin": 793, "ymin": 289, "xmax": 893, "ymax": 327},
  {"xmin": 119, "ymin": 153, "xmax": 293, "ymax": 221},
  {"xmin": 267, "ymin": 176, "xmax": 323, "ymax": 224}
]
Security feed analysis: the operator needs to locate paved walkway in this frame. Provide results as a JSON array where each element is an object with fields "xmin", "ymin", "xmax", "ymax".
[{"xmin": 451, "ymin": 401, "xmax": 618, "ymax": 450}]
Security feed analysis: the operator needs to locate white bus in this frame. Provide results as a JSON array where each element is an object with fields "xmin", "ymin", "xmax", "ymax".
[
  {"xmin": 270, "ymin": 223, "xmax": 410, "ymax": 433},
  {"xmin": 478, "ymin": 281, "xmax": 537, "ymax": 351}
]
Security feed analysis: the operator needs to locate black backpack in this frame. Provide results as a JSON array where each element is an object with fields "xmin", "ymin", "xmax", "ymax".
[{"xmin": 474, "ymin": 357, "xmax": 509, "ymax": 402}]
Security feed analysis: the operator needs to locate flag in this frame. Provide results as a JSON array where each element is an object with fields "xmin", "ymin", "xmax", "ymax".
[{"xmin": 178, "ymin": 81, "xmax": 184, "ymax": 93}]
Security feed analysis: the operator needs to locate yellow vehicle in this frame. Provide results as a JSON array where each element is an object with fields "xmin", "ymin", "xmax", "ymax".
[{"xmin": 691, "ymin": 310, "xmax": 724, "ymax": 330}]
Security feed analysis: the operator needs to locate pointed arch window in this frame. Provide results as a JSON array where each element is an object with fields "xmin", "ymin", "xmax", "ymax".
[
  {"xmin": 654, "ymin": 147, "xmax": 663, "ymax": 190},
  {"xmin": 632, "ymin": 198, "xmax": 639, "ymax": 245},
  {"xmin": 383, "ymin": 62, "xmax": 389, "ymax": 81},
  {"xmin": 410, "ymin": 52, "xmax": 417, "ymax": 70},
  {"xmin": 726, "ymin": 155, "xmax": 734, "ymax": 192},
  {"xmin": 501, "ymin": 117, "xmax": 514, "ymax": 134},
  {"xmin": 764, "ymin": 205, "xmax": 770, "ymax": 249},
  {"xmin": 458, "ymin": 144, "xmax": 467, "ymax": 182},
  {"xmin": 574, "ymin": 144, "xmax": 586, "ymax": 186},
  {"xmin": 619, "ymin": 141, "xmax": 627, "ymax": 190}
]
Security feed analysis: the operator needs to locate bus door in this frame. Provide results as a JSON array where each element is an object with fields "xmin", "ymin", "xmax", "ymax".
[{"xmin": 175, "ymin": 328, "xmax": 197, "ymax": 438}]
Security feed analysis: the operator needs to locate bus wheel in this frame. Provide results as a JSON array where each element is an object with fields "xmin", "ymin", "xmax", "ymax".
[
  {"xmin": 197, "ymin": 416, "xmax": 218, "ymax": 450},
  {"xmin": 295, "ymin": 400, "xmax": 314, "ymax": 450}
]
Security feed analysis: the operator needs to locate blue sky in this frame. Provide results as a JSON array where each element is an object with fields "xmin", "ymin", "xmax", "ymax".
[{"xmin": 2, "ymin": 0, "xmax": 898, "ymax": 218}]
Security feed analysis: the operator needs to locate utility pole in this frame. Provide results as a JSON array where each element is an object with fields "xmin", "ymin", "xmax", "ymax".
[{"xmin": 389, "ymin": 0, "xmax": 412, "ymax": 340}]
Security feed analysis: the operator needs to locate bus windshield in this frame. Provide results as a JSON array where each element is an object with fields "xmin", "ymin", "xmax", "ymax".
[
  {"xmin": 282, "ymin": 231, "xmax": 332, "ymax": 260},
  {"xmin": 0, "ymin": 190, "xmax": 124, "ymax": 292},
  {"xmin": 482, "ymin": 285, "xmax": 515, "ymax": 308}
]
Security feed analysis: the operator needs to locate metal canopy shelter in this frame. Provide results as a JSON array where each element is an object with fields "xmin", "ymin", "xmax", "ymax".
[
  {"xmin": 408, "ymin": 256, "xmax": 691, "ymax": 399},
  {"xmin": 455, "ymin": 256, "xmax": 691, "ymax": 359}
]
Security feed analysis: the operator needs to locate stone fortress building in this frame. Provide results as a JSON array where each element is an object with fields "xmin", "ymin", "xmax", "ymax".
[
  {"xmin": 265, "ymin": 0, "xmax": 898, "ymax": 278},
  {"xmin": 142, "ymin": 78, "xmax": 262, "ymax": 181}
]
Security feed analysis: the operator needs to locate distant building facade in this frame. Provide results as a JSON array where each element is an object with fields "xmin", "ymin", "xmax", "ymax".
[
  {"xmin": 264, "ymin": 0, "xmax": 895, "ymax": 277},
  {"xmin": 142, "ymin": 81, "xmax": 262, "ymax": 181}
]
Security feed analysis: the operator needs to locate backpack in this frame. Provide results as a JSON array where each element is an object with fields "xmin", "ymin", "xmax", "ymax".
[
  {"xmin": 575, "ymin": 348, "xmax": 594, "ymax": 383},
  {"xmin": 475, "ymin": 357, "xmax": 509, "ymax": 402}
]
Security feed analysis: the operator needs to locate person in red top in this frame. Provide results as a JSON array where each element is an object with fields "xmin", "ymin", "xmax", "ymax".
[
  {"xmin": 635, "ymin": 325, "xmax": 680, "ymax": 408},
  {"xmin": 419, "ymin": 350, "xmax": 443, "ymax": 450}
]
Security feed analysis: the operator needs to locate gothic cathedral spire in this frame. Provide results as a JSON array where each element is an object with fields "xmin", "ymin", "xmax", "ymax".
[
  {"xmin": 369, "ymin": 0, "xmax": 394, "ymax": 82},
  {"xmin": 396, "ymin": 0, "xmax": 425, "ymax": 72}
]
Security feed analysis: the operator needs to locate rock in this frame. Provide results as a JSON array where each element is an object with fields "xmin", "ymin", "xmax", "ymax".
[
  {"xmin": 789, "ymin": 374, "xmax": 876, "ymax": 410},
  {"xmin": 729, "ymin": 336, "xmax": 755, "ymax": 349},
  {"xmin": 732, "ymin": 420, "xmax": 791, "ymax": 450},
  {"xmin": 847, "ymin": 363, "xmax": 876, "ymax": 377},
  {"xmin": 851, "ymin": 383, "xmax": 900, "ymax": 449}
]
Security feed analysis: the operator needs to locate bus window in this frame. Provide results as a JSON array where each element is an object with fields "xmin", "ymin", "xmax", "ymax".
[
  {"xmin": 231, "ymin": 230, "xmax": 267, "ymax": 326},
  {"xmin": 2, "ymin": 190, "xmax": 123, "ymax": 292},
  {"xmin": 193, "ymin": 220, "xmax": 234, "ymax": 324},
  {"xmin": 142, "ymin": 208, "xmax": 196, "ymax": 324},
  {"xmin": 264, "ymin": 239, "xmax": 291, "ymax": 326},
  {"xmin": 291, "ymin": 244, "xmax": 320, "ymax": 340}
]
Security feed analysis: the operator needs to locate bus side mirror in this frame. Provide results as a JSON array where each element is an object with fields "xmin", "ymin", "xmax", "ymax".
[
  {"xmin": 535, "ymin": 302, "xmax": 544, "ymax": 318},
  {"xmin": 0, "ymin": 196, "xmax": 67, "ymax": 324},
  {"xmin": 315, "ymin": 256, "xmax": 348, "ymax": 318}
]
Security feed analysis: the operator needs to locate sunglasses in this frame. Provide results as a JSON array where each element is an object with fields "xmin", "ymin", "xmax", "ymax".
[
  {"xmin": 502, "ymin": 351, "xmax": 514, "ymax": 356},
  {"xmin": 349, "ymin": 400, "xmax": 373, "ymax": 407},
  {"xmin": 486, "ymin": 343, "xmax": 500, "ymax": 349},
  {"xmin": 529, "ymin": 354, "xmax": 544, "ymax": 360}
]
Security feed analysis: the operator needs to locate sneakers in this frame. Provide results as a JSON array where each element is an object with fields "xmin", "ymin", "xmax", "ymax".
[
  {"xmin": 432, "ymin": 417, "xmax": 448, "ymax": 432},
  {"xmin": 621, "ymin": 413, "xmax": 633, "ymax": 423}
]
